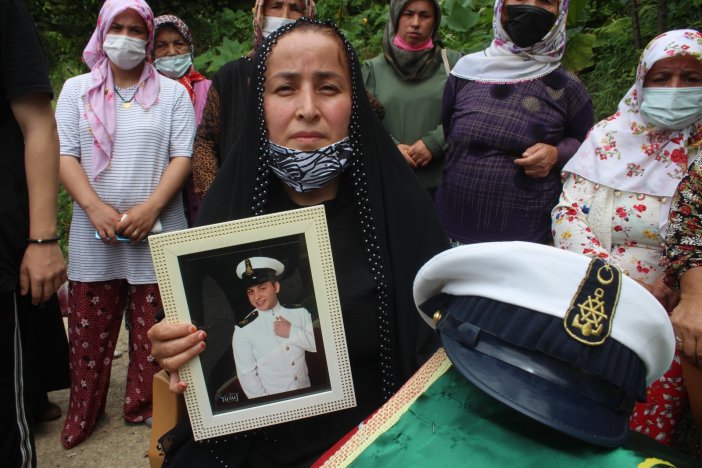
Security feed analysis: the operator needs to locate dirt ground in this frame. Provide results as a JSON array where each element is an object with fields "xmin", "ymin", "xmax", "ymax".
[{"xmin": 35, "ymin": 319, "xmax": 153, "ymax": 468}]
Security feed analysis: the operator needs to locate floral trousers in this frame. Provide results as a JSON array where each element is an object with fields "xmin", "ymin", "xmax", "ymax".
[
  {"xmin": 61, "ymin": 280, "xmax": 161, "ymax": 449},
  {"xmin": 629, "ymin": 354, "xmax": 687, "ymax": 445}
]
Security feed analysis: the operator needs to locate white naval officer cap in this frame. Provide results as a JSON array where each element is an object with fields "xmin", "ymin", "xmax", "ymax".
[
  {"xmin": 236, "ymin": 256, "xmax": 285, "ymax": 287},
  {"xmin": 413, "ymin": 241, "xmax": 674, "ymax": 447}
]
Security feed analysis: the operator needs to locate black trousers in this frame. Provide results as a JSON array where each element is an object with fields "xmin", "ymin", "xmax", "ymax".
[{"xmin": 0, "ymin": 291, "xmax": 36, "ymax": 468}]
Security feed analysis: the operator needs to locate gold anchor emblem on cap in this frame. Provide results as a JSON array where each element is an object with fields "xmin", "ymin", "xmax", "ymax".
[
  {"xmin": 244, "ymin": 258, "xmax": 254, "ymax": 277},
  {"xmin": 572, "ymin": 288, "xmax": 607, "ymax": 337},
  {"xmin": 564, "ymin": 260, "xmax": 621, "ymax": 346}
]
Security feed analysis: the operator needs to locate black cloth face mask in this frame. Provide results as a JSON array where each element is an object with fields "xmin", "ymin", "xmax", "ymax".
[{"xmin": 504, "ymin": 5, "xmax": 557, "ymax": 48}]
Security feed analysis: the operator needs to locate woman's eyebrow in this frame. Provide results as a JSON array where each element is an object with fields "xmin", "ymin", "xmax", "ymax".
[{"xmin": 269, "ymin": 70, "xmax": 345, "ymax": 80}]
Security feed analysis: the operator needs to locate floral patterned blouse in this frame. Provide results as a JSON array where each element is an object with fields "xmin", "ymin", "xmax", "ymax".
[
  {"xmin": 552, "ymin": 174, "xmax": 668, "ymax": 282},
  {"xmin": 665, "ymin": 156, "xmax": 702, "ymax": 290}
]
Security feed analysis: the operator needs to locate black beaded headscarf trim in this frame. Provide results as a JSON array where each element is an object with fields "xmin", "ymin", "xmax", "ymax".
[{"xmin": 251, "ymin": 18, "xmax": 397, "ymax": 399}]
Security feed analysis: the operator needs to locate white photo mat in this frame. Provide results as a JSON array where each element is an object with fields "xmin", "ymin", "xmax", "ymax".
[{"xmin": 149, "ymin": 205, "xmax": 355, "ymax": 440}]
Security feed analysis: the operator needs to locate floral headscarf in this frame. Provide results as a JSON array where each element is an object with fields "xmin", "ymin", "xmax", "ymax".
[
  {"xmin": 154, "ymin": 14, "xmax": 194, "ymax": 57},
  {"xmin": 252, "ymin": 0, "xmax": 316, "ymax": 49},
  {"xmin": 451, "ymin": 0, "xmax": 568, "ymax": 83},
  {"xmin": 82, "ymin": 0, "xmax": 159, "ymax": 181},
  {"xmin": 563, "ymin": 30, "xmax": 702, "ymax": 228}
]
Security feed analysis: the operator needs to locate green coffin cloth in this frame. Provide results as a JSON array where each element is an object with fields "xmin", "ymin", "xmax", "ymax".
[{"xmin": 316, "ymin": 350, "xmax": 696, "ymax": 468}]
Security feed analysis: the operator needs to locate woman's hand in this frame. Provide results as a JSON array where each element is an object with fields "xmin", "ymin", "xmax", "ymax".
[
  {"xmin": 635, "ymin": 277, "xmax": 680, "ymax": 312},
  {"xmin": 670, "ymin": 268, "xmax": 702, "ymax": 367},
  {"xmin": 86, "ymin": 201, "xmax": 122, "ymax": 244},
  {"xmin": 397, "ymin": 144, "xmax": 418, "ymax": 168},
  {"xmin": 408, "ymin": 140, "xmax": 433, "ymax": 168},
  {"xmin": 671, "ymin": 292, "xmax": 702, "ymax": 368},
  {"xmin": 148, "ymin": 321, "xmax": 207, "ymax": 393},
  {"xmin": 118, "ymin": 202, "xmax": 159, "ymax": 243},
  {"xmin": 514, "ymin": 143, "xmax": 558, "ymax": 178}
]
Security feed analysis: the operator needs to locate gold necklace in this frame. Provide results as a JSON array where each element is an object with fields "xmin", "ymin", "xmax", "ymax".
[{"xmin": 114, "ymin": 87, "xmax": 136, "ymax": 109}]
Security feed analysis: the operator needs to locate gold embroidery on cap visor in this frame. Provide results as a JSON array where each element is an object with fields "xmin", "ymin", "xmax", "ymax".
[{"xmin": 563, "ymin": 259, "xmax": 622, "ymax": 346}]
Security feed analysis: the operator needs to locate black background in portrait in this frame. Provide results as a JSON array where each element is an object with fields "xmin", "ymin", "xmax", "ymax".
[{"xmin": 177, "ymin": 234, "xmax": 331, "ymax": 413}]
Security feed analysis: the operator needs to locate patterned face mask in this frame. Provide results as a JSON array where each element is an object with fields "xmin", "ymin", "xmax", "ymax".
[{"xmin": 266, "ymin": 138, "xmax": 354, "ymax": 193}]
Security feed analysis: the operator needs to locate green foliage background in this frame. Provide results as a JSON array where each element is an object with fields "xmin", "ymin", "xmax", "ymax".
[
  {"xmin": 25, "ymin": 0, "xmax": 702, "ymax": 253},
  {"xmin": 29, "ymin": 0, "xmax": 702, "ymax": 117}
]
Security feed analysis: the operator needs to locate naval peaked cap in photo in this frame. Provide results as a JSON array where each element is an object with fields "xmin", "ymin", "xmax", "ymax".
[
  {"xmin": 413, "ymin": 241, "xmax": 674, "ymax": 448},
  {"xmin": 236, "ymin": 256, "xmax": 284, "ymax": 288}
]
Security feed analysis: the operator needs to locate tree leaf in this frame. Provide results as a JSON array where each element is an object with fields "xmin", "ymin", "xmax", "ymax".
[
  {"xmin": 444, "ymin": 2, "xmax": 479, "ymax": 32},
  {"xmin": 562, "ymin": 32, "xmax": 596, "ymax": 73},
  {"xmin": 567, "ymin": 0, "xmax": 589, "ymax": 26}
]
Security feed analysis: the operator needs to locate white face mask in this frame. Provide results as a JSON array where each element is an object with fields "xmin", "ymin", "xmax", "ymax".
[
  {"xmin": 103, "ymin": 34, "xmax": 147, "ymax": 70},
  {"xmin": 262, "ymin": 16, "xmax": 296, "ymax": 38},
  {"xmin": 154, "ymin": 53, "xmax": 192, "ymax": 79}
]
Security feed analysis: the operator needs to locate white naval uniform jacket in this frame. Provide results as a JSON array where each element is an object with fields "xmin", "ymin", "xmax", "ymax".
[{"xmin": 232, "ymin": 303, "xmax": 317, "ymax": 399}]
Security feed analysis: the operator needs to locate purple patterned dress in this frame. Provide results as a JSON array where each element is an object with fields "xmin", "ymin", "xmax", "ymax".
[{"xmin": 436, "ymin": 67, "xmax": 593, "ymax": 244}]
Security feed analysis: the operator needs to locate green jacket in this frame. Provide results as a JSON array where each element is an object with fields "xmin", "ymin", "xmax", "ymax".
[{"xmin": 362, "ymin": 49, "xmax": 462, "ymax": 189}]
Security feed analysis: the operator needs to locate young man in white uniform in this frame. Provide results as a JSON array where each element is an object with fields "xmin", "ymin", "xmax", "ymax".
[{"xmin": 232, "ymin": 257, "xmax": 316, "ymax": 399}]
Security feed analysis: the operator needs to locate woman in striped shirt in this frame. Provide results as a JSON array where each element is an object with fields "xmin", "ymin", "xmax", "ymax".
[{"xmin": 56, "ymin": 0, "xmax": 194, "ymax": 449}]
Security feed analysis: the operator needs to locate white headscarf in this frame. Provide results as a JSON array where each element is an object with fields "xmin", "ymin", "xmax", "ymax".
[{"xmin": 450, "ymin": 0, "xmax": 568, "ymax": 83}]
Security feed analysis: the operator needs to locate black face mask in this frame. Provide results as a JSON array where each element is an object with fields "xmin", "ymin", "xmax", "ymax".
[{"xmin": 504, "ymin": 5, "xmax": 557, "ymax": 48}]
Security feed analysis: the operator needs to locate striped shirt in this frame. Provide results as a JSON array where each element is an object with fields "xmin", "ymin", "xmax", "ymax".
[{"xmin": 56, "ymin": 73, "xmax": 195, "ymax": 284}]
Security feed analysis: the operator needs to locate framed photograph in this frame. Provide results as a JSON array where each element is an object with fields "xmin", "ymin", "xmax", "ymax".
[{"xmin": 149, "ymin": 205, "xmax": 356, "ymax": 440}]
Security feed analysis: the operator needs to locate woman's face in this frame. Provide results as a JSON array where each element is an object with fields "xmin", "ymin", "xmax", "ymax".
[
  {"xmin": 503, "ymin": 0, "xmax": 558, "ymax": 15},
  {"xmin": 397, "ymin": 0, "xmax": 436, "ymax": 46},
  {"xmin": 154, "ymin": 27, "xmax": 188, "ymax": 59},
  {"xmin": 643, "ymin": 55, "xmax": 702, "ymax": 88},
  {"xmin": 264, "ymin": 29, "xmax": 352, "ymax": 151},
  {"xmin": 264, "ymin": 0, "xmax": 306, "ymax": 19},
  {"xmin": 108, "ymin": 9, "xmax": 148, "ymax": 40}
]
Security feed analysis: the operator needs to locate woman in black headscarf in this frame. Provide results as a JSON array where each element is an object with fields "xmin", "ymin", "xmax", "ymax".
[{"xmin": 148, "ymin": 18, "xmax": 448, "ymax": 466}]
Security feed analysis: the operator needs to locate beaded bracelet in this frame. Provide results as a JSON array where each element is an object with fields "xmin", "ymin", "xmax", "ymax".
[{"xmin": 27, "ymin": 235, "xmax": 60, "ymax": 245}]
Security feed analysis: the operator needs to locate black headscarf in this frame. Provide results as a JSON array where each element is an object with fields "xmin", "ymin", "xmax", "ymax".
[
  {"xmin": 198, "ymin": 18, "xmax": 448, "ymax": 396},
  {"xmin": 382, "ymin": 0, "xmax": 444, "ymax": 81},
  {"xmin": 204, "ymin": 58, "xmax": 253, "ymax": 168}
]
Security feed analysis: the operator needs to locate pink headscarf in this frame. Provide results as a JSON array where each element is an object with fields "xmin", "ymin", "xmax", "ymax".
[{"xmin": 82, "ymin": 0, "xmax": 159, "ymax": 181}]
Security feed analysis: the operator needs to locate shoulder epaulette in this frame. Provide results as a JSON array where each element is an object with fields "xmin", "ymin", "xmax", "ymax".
[{"xmin": 237, "ymin": 310, "xmax": 258, "ymax": 328}]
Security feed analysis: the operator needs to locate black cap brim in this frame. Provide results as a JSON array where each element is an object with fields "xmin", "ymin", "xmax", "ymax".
[{"xmin": 442, "ymin": 331, "xmax": 630, "ymax": 448}]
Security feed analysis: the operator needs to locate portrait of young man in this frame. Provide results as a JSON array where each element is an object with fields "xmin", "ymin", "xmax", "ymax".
[{"xmin": 232, "ymin": 256, "xmax": 317, "ymax": 399}]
